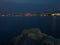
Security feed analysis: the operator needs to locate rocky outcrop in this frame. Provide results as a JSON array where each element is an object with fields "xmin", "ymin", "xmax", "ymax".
[{"xmin": 8, "ymin": 28, "xmax": 57, "ymax": 45}]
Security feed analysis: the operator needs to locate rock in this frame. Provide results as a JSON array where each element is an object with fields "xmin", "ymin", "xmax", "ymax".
[{"xmin": 8, "ymin": 28, "xmax": 56, "ymax": 45}]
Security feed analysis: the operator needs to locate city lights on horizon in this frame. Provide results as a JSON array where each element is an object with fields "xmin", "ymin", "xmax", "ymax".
[{"xmin": 0, "ymin": 12, "xmax": 60, "ymax": 16}]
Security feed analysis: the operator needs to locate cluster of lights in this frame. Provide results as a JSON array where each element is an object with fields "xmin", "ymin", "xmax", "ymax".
[{"xmin": 0, "ymin": 13, "xmax": 60, "ymax": 16}]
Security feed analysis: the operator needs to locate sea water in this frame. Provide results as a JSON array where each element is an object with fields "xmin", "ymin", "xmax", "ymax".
[{"xmin": 0, "ymin": 16, "xmax": 60, "ymax": 45}]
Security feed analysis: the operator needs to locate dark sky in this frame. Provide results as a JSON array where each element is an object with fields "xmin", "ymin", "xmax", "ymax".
[
  {"xmin": 0, "ymin": 0, "xmax": 60, "ymax": 4},
  {"xmin": 0, "ymin": 0, "xmax": 60, "ymax": 13}
]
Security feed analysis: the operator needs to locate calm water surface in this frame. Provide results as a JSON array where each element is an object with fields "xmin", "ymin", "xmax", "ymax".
[{"xmin": 0, "ymin": 16, "xmax": 60, "ymax": 45}]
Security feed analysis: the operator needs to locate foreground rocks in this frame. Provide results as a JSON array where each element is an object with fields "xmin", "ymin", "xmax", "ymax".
[{"xmin": 8, "ymin": 28, "xmax": 59, "ymax": 45}]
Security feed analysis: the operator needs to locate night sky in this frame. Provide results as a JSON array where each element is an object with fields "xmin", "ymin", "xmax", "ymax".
[
  {"xmin": 0, "ymin": 0, "xmax": 60, "ymax": 4},
  {"xmin": 0, "ymin": 0, "xmax": 60, "ymax": 13}
]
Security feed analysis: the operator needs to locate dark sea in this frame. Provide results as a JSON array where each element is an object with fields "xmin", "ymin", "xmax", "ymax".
[{"xmin": 0, "ymin": 16, "xmax": 60, "ymax": 45}]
